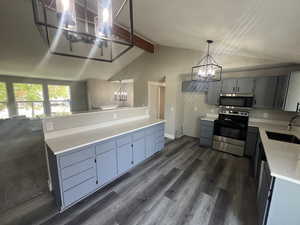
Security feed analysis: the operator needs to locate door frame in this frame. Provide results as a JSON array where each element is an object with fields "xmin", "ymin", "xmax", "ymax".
[{"xmin": 147, "ymin": 81, "xmax": 166, "ymax": 119}]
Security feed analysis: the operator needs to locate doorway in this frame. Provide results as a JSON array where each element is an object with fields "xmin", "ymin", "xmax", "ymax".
[{"xmin": 148, "ymin": 81, "xmax": 165, "ymax": 119}]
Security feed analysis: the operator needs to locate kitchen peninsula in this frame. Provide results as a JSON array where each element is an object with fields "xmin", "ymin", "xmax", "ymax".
[{"xmin": 43, "ymin": 107, "xmax": 165, "ymax": 211}]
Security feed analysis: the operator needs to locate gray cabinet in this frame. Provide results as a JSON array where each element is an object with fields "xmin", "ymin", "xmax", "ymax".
[
  {"xmin": 254, "ymin": 76, "xmax": 277, "ymax": 108},
  {"xmin": 221, "ymin": 79, "xmax": 237, "ymax": 93},
  {"xmin": 199, "ymin": 119, "xmax": 214, "ymax": 147},
  {"xmin": 284, "ymin": 72, "xmax": 300, "ymax": 112},
  {"xmin": 48, "ymin": 122, "xmax": 165, "ymax": 211},
  {"xmin": 207, "ymin": 81, "xmax": 221, "ymax": 105},
  {"xmin": 182, "ymin": 80, "xmax": 208, "ymax": 92},
  {"xmin": 245, "ymin": 126, "xmax": 258, "ymax": 157},
  {"xmin": 55, "ymin": 145, "xmax": 98, "ymax": 209},
  {"xmin": 257, "ymin": 161, "xmax": 273, "ymax": 225},
  {"xmin": 236, "ymin": 78, "xmax": 254, "ymax": 93},
  {"xmin": 274, "ymin": 75, "xmax": 289, "ymax": 109},
  {"xmin": 133, "ymin": 138, "xmax": 146, "ymax": 165},
  {"xmin": 95, "ymin": 140, "xmax": 118, "ymax": 186},
  {"xmin": 96, "ymin": 151, "xmax": 117, "ymax": 185},
  {"xmin": 146, "ymin": 133, "xmax": 156, "ymax": 157},
  {"xmin": 117, "ymin": 142, "xmax": 133, "ymax": 174},
  {"xmin": 221, "ymin": 78, "xmax": 254, "ymax": 94}
]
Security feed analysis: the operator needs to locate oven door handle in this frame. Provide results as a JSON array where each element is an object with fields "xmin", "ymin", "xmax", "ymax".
[{"xmin": 215, "ymin": 120, "xmax": 244, "ymax": 129}]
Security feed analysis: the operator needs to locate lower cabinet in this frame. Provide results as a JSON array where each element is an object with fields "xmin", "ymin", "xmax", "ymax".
[
  {"xmin": 48, "ymin": 122, "xmax": 165, "ymax": 211},
  {"xmin": 133, "ymin": 138, "xmax": 146, "ymax": 165},
  {"xmin": 199, "ymin": 119, "xmax": 214, "ymax": 147},
  {"xmin": 96, "ymin": 149, "xmax": 118, "ymax": 186},
  {"xmin": 245, "ymin": 126, "xmax": 259, "ymax": 157},
  {"xmin": 146, "ymin": 134, "xmax": 156, "ymax": 157},
  {"xmin": 117, "ymin": 143, "xmax": 133, "ymax": 174}
]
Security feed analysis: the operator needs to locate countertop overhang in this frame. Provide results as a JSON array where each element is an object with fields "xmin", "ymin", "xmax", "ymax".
[{"xmin": 46, "ymin": 118, "xmax": 165, "ymax": 155}]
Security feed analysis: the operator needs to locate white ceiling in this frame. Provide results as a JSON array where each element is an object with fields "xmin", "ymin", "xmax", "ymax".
[
  {"xmin": 132, "ymin": 0, "xmax": 300, "ymax": 64},
  {"xmin": 1, "ymin": 0, "xmax": 299, "ymax": 81}
]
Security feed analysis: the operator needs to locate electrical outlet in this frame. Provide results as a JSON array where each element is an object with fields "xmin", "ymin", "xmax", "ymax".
[
  {"xmin": 263, "ymin": 113, "xmax": 269, "ymax": 118},
  {"xmin": 113, "ymin": 113, "xmax": 117, "ymax": 119},
  {"xmin": 170, "ymin": 107, "xmax": 174, "ymax": 112},
  {"xmin": 194, "ymin": 107, "xmax": 198, "ymax": 111},
  {"xmin": 46, "ymin": 122, "xmax": 54, "ymax": 131}
]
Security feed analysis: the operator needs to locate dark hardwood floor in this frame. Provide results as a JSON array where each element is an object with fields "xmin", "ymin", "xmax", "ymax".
[{"xmin": 1, "ymin": 136, "xmax": 258, "ymax": 225}]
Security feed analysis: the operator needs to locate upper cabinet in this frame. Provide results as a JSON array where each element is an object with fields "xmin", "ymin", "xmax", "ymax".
[
  {"xmin": 253, "ymin": 76, "xmax": 277, "ymax": 109},
  {"xmin": 274, "ymin": 75, "xmax": 289, "ymax": 110},
  {"xmin": 206, "ymin": 75, "xmax": 291, "ymax": 110},
  {"xmin": 236, "ymin": 78, "xmax": 255, "ymax": 94},
  {"xmin": 221, "ymin": 78, "xmax": 254, "ymax": 94},
  {"xmin": 182, "ymin": 80, "xmax": 208, "ymax": 92},
  {"xmin": 221, "ymin": 79, "xmax": 237, "ymax": 93},
  {"xmin": 284, "ymin": 72, "xmax": 300, "ymax": 112},
  {"xmin": 207, "ymin": 81, "xmax": 221, "ymax": 105}
]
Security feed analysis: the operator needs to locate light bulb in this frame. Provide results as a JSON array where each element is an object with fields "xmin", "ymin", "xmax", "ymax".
[
  {"xmin": 61, "ymin": 0, "xmax": 70, "ymax": 11},
  {"xmin": 103, "ymin": 8, "xmax": 109, "ymax": 23}
]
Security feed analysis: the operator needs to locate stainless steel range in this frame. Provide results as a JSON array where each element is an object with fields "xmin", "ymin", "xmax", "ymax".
[{"xmin": 213, "ymin": 109, "xmax": 249, "ymax": 156}]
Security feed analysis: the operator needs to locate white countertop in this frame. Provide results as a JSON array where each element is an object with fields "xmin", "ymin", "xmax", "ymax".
[
  {"xmin": 201, "ymin": 116, "xmax": 218, "ymax": 121},
  {"xmin": 248, "ymin": 121, "xmax": 300, "ymax": 185},
  {"xmin": 46, "ymin": 118, "xmax": 165, "ymax": 155}
]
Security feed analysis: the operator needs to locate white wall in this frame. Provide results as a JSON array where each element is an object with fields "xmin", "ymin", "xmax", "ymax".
[{"xmin": 111, "ymin": 45, "xmax": 295, "ymax": 138}]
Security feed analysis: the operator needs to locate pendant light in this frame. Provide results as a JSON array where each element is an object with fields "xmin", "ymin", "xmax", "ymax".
[
  {"xmin": 32, "ymin": 0, "xmax": 134, "ymax": 62},
  {"xmin": 191, "ymin": 40, "xmax": 222, "ymax": 82},
  {"xmin": 114, "ymin": 81, "xmax": 128, "ymax": 102}
]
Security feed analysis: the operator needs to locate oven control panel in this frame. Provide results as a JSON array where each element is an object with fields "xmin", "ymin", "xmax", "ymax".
[{"xmin": 219, "ymin": 109, "xmax": 249, "ymax": 117}]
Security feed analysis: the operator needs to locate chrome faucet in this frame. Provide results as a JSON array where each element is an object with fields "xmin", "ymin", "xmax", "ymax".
[{"xmin": 288, "ymin": 115, "xmax": 300, "ymax": 131}]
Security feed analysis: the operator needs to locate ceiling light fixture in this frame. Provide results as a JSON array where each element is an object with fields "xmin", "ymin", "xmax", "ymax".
[
  {"xmin": 191, "ymin": 40, "xmax": 222, "ymax": 82},
  {"xmin": 32, "ymin": 0, "xmax": 134, "ymax": 62},
  {"xmin": 114, "ymin": 81, "xmax": 128, "ymax": 102}
]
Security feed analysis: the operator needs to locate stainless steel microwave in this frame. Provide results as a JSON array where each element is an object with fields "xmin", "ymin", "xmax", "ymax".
[{"xmin": 219, "ymin": 94, "xmax": 254, "ymax": 108}]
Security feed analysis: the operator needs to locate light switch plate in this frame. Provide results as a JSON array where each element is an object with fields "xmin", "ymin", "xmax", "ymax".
[
  {"xmin": 46, "ymin": 122, "xmax": 54, "ymax": 131},
  {"xmin": 113, "ymin": 113, "xmax": 117, "ymax": 119}
]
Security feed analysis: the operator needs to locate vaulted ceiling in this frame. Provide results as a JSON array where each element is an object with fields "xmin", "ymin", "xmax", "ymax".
[
  {"xmin": 0, "ymin": 0, "xmax": 299, "ymax": 80},
  {"xmin": 131, "ymin": 0, "xmax": 300, "ymax": 63}
]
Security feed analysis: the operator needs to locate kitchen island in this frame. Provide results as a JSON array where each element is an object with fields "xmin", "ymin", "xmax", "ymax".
[{"xmin": 43, "ymin": 107, "xmax": 165, "ymax": 211}]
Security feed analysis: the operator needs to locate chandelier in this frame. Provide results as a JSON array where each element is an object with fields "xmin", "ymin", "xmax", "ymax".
[
  {"xmin": 191, "ymin": 40, "xmax": 222, "ymax": 82},
  {"xmin": 114, "ymin": 81, "xmax": 128, "ymax": 102},
  {"xmin": 32, "ymin": 0, "xmax": 134, "ymax": 62}
]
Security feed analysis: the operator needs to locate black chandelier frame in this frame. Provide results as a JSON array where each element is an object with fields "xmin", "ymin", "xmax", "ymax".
[
  {"xmin": 32, "ymin": 0, "xmax": 134, "ymax": 63},
  {"xmin": 191, "ymin": 40, "xmax": 222, "ymax": 82}
]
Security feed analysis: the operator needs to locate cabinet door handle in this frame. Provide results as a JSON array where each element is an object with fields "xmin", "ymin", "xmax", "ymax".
[
  {"xmin": 233, "ymin": 87, "xmax": 235, "ymax": 92},
  {"xmin": 131, "ymin": 161, "xmax": 134, "ymax": 165},
  {"xmin": 96, "ymin": 180, "xmax": 98, "ymax": 184},
  {"xmin": 297, "ymin": 102, "xmax": 300, "ymax": 112}
]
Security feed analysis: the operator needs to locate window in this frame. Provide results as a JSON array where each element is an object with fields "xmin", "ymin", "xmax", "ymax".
[
  {"xmin": 13, "ymin": 83, "xmax": 44, "ymax": 118},
  {"xmin": 0, "ymin": 82, "xmax": 9, "ymax": 119},
  {"xmin": 48, "ymin": 85, "xmax": 71, "ymax": 116}
]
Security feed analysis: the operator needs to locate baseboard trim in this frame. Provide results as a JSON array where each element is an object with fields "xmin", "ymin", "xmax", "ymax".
[{"xmin": 165, "ymin": 133, "xmax": 175, "ymax": 140}]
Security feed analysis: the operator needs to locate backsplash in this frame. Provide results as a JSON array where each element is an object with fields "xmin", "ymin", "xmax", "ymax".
[{"xmin": 249, "ymin": 109, "xmax": 298, "ymax": 121}]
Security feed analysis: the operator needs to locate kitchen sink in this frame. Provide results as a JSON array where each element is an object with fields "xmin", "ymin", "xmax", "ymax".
[{"xmin": 266, "ymin": 131, "xmax": 300, "ymax": 144}]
